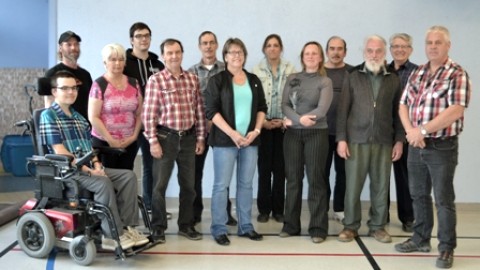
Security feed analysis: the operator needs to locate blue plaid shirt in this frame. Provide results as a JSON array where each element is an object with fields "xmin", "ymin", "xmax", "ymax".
[
  {"xmin": 39, "ymin": 102, "xmax": 93, "ymax": 156},
  {"xmin": 388, "ymin": 60, "xmax": 418, "ymax": 90}
]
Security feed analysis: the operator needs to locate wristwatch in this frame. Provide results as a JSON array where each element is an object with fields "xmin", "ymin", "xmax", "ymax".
[{"xmin": 419, "ymin": 125, "xmax": 428, "ymax": 136}]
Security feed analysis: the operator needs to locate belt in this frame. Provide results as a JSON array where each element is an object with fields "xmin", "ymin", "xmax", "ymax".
[
  {"xmin": 424, "ymin": 136, "xmax": 457, "ymax": 143},
  {"xmin": 157, "ymin": 125, "xmax": 195, "ymax": 136}
]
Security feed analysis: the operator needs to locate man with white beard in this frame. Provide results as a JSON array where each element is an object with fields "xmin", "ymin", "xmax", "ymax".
[{"xmin": 335, "ymin": 35, "xmax": 405, "ymax": 243}]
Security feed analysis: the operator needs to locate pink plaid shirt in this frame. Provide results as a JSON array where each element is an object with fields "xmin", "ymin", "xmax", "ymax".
[
  {"xmin": 400, "ymin": 58, "xmax": 471, "ymax": 138},
  {"xmin": 143, "ymin": 68, "xmax": 206, "ymax": 143}
]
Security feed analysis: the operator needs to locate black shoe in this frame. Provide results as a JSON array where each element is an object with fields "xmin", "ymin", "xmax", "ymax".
[
  {"xmin": 152, "ymin": 229, "xmax": 165, "ymax": 244},
  {"xmin": 257, "ymin": 213, "xmax": 269, "ymax": 223},
  {"xmin": 227, "ymin": 215, "xmax": 237, "ymax": 226},
  {"xmin": 273, "ymin": 214, "xmax": 284, "ymax": 223},
  {"xmin": 402, "ymin": 221, "xmax": 414, "ymax": 233},
  {"xmin": 239, "ymin": 230, "xmax": 263, "ymax": 241},
  {"xmin": 178, "ymin": 227, "xmax": 203, "ymax": 240},
  {"xmin": 214, "ymin": 234, "xmax": 230, "ymax": 246},
  {"xmin": 436, "ymin": 250, "xmax": 454, "ymax": 268}
]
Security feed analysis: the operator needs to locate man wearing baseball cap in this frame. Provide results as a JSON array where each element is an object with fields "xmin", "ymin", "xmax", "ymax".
[{"xmin": 43, "ymin": 31, "xmax": 92, "ymax": 121}]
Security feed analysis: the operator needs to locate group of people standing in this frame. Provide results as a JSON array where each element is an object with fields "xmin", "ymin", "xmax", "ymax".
[{"xmin": 42, "ymin": 23, "xmax": 470, "ymax": 269}]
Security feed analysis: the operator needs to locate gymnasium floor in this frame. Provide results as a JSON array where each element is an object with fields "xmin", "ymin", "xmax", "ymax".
[{"xmin": 1, "ymin": 189, "xmax": 479, "ymax": 270}]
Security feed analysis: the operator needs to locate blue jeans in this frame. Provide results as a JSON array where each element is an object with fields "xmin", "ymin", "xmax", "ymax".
[
  {"xmin": 408, "ymin": 137, "xmax": 458, "ymax": 252},
  {"xmin": 211, "ymin": 146, "xmax": 258, "ymax": 237}
]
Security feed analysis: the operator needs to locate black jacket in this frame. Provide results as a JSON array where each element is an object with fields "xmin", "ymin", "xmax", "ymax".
[
  {"xmin": 124, "ymin": 48, "xmax": 164, "ymax": 96},
  {"xmin": 205, "ymin": 70, "xmax": 267, "ymax": 147}
]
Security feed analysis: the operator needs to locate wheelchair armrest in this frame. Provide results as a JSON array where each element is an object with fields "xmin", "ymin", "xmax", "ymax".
[
  {"xmin": 75, "ymin": 150, "xmax": 97, "ymax": 168},
  {"xmin": 45, "ymin": 154, "xmax": 74, "ymax": 163},
  {"xmin": 94, "ymin": 146, "xmax": 126, "ymax": 155}
]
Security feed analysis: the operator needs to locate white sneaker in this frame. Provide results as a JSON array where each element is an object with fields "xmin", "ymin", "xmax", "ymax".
[
  {"xmin": 333, "ymin": 211, "xmax": 344, "ymax": 224},
  {"xmin": 126, "ymin": 226, "xmax": 149, "ymax": 246},
  {"xmin": 101, "ymin": 234, "xmax": 135, "ymax": 251}
]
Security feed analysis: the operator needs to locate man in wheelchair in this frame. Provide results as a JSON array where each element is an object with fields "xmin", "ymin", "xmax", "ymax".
[{"xmin": 38, "ymin": 70, "xmax": 148, "ymax": 251}]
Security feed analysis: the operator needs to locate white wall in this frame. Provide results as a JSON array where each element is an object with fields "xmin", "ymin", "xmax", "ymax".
[{"xmin": 53, "ymin": 0, "xmax": 480, "ymax": 202}]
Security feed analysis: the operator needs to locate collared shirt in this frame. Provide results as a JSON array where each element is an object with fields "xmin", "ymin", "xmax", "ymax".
[
  {"xmin": 143, "ymin": 68, "xmax": 206, "ymax": 143},
  {"xmin": 39, "ymin": 102, "xmax": 93, "ymax": 155},
  {"xmin": 266, "ymin": 62, "xmax": 282, "ymax": 118},
  {"xmin": 400, "ymin": 58, "xmax": 471, "ymax": 138},
  {"xmin": 188, "ymin": 60, "xmax": 225, "ymax": 94},
  {"xmin": 388, "ymin": 60, "xmax": 418, "ymax": 90}
]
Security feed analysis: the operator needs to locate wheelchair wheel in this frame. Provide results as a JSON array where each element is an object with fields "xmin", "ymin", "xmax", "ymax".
[
  {"xmin": 16, "ymin": 212, "xmax": 56, "ymax": 258},
  {"xmin": 69, "ymin": 235, "xmax": 96, "ymax": 266}
]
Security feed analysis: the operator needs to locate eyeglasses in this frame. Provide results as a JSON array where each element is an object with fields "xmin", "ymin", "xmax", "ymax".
[
  {"xmin": 390, "ymin": 45, "xmax": 411, "ymax": 50},
  {"xmin": 227, "ymin": 50, "xmax": 244, "ymax": 56},
  {"xmin": 108, "ymin": 57, "xmax": 125, "ymax": 62},
  {"xmin": 56, "ymin": 86, "xmax": 79, "ymax": 92},
  {"xmin": 134, "ymin": 33, "xmax": 151, "ymax": 40}
]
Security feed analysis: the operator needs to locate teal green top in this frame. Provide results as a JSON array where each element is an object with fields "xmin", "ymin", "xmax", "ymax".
[{"xmin": 233, "ymin": 80, "xmax": 253, "ymax": 136}]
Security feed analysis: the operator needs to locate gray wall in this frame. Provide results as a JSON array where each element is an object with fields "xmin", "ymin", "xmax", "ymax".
[{"xmin": 50, "ymin": 0, "xmax": 479, "ymax": 202}]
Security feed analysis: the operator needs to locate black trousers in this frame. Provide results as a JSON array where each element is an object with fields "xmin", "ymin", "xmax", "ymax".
[
  {"xmin": 91, "ymin": 136, "xmax": 138, "ymax": 170},
  {"xmin": 390, "ymin": 142, "xmax": 414, "ymax": 224},
  {"xmin": 256, "ymin": 127, "xmax": 285, "ymax": 216},
  {"xmin": 324, "ymin": 135, "xmax": 346, "ymax": 212},
  {"xmin": 282, "ymin": 128, "xmax": 329, "ymax": 238}
]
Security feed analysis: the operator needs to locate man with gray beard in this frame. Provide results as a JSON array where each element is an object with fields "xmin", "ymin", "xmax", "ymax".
[{"xmin": 335, "ymin": 35, "xmax": 405, "ymax": 243}]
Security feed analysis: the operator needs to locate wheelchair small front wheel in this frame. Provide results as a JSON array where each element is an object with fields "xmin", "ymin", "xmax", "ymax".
[
  {"xmin": 16, "ymin": 212, "xmax": 56, "ymax": 258},
  {"xmin": 69, "ymin": 235, "xmax": 96, "ymax": 266}
]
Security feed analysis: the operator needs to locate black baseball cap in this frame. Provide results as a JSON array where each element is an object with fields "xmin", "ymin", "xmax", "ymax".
[{"xmin": 58, "ymin": 31, "xmax": 81, "ymax": 44}]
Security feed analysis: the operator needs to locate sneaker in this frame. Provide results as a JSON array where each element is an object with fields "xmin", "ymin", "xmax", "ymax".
[
  {"xmin": 395, "ymin": 239, "xmax": 431, "ymax": 253},
  {"xmin": 338, "ymin": 229, "xmax": 357, "ymax": 242},
  {"xmin": 101, "ymin": 234, "xmax": 135, "ymax": 251},
  {"xmin": 369, "ymin": 229, "xmax": 392, "ymax": 243},
  {"xmin": 178, "ymin": 227, "xmax": 203, "ymax": 240},
  {"xmin": 257, "ymin": 213, "xmax": 269, "ymax": 223},
  {"xmin": 311, "ymin": 236, "xmax": 325, "ymax": 244},
  {"xmin": 333, "ymin": 211, "xmax": 344, "ymax": 224},
  {"xmin": 126, "ymin": 226, "xmax": 149, "ymax": 246},
  {"xmin": 436, "ymin": 250, "xmax": 454, "ymax": 269},
  {"xmin": 166, "ymin": 212, "xmax": 172, "ymax": 220}
]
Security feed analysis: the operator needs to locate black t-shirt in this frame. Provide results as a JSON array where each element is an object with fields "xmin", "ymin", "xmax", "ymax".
[{"xmin": 45, "ymin": 63, "xmax": 93, "ymax": 121}]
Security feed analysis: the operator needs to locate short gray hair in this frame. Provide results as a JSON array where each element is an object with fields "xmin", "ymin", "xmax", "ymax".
[
  {"xmin": 363, "ymin": 35, "xmax": 387, "ymax": 50},
  {"xmin": 426, "ymin": 25, "xmax": 450, "ymax": 43},
  {"xmin": 389, "ymin": 33, "xmax": 413, "ymax": 46}
]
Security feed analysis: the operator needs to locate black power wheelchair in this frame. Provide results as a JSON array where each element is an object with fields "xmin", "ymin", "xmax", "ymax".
[{"xmin": 14, "ymin": 78, "xmax": 156, "ymax": 266}]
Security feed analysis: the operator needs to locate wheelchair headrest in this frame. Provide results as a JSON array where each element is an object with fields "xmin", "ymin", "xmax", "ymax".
[{"xmin": 37, "ymin": 77, "xmax": 52, "ymax": 96}]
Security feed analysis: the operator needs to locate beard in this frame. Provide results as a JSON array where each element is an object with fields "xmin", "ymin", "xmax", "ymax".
[{"xmin": 365, "ymin": 58, "xmax": 384, "ymax": 74}]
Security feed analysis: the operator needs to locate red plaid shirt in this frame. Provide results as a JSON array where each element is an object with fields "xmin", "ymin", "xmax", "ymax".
[
  {"xmin": 143, "ymin": 68, "xmax": 206, "ymax": 143},
  {"xmin": 400, "ymin": 58, "xmax": 471, "ymax": 138}
]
